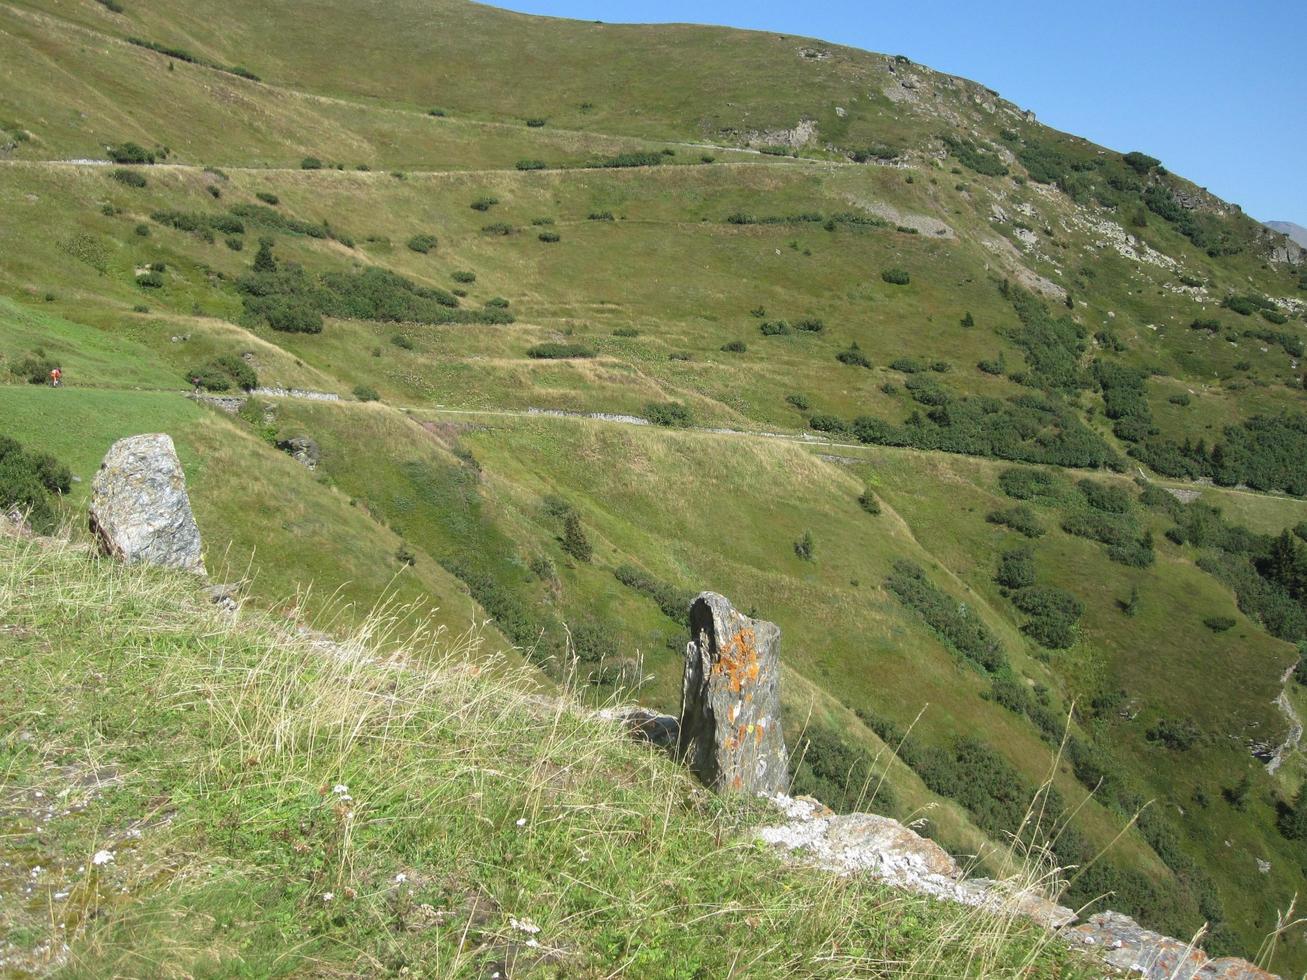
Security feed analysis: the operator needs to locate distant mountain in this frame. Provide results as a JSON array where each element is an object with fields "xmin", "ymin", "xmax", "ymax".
[{"xmin": 1266, "ymin": 220, "xmax": 1307, "ymax": 247}]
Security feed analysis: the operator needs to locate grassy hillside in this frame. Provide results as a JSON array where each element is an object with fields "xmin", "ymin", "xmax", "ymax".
[
  {"xmin": 0, "ymin": 534, "xmax": 1092, "ymax": 977},
  {"xmin": 2, "ymin": 0, "xmax": 1306, "ymax": 972}
]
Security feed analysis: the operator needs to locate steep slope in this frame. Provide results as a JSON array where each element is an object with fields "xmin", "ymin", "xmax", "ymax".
[
  {"xmin": 2, "ymin": 0, "xmax": 1306, "ymax": 972},
  {"xmin": 1267, "ymin": 221, "xmax": 1307, "ymax": 248}
]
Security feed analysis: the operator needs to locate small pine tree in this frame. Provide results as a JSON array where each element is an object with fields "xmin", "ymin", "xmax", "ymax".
[
  {"xmin": 562, "ymin": 512, "xmax": 592, "ymax": 562},
  {"xmin": 1123, "ymin": 585, "xmax": 1140, "ymax": 617},
  {"xmin": 253, "ymin": 237, "xmax": 277, "ymax": 273},
  {"xmin": 794, "ymin": 530, "xmax": 815, "ymax": 561},
  {"xmin": 961, "ymin": 311, "xmax": 975, "ymax": 328},
  {"xmin": 1225, "ymin": 773, "xmax": 1252, "ymax": 811}
]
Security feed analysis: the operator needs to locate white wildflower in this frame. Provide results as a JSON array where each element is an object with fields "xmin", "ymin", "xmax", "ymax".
[
  {"xmin": 515, "ymin": 817, "xmax": 527, "ymax": 827},
  {"xmin": 509, "ymin": 916, "xmax": 541, "ymax": 935},
  {"xmin": 322, "ymin": 892, "xmax": 334, "ymax": 902},
  {"xmin": 393, "ymin": 872, "xmax": 407, "ymax": 883},
  {"xmin": 92, "ymin": 850, "xmax": 114, "ymax": 866},
  {"xmin": 331, "ymin": 784, "xmax": 349, "ymax": 795}
]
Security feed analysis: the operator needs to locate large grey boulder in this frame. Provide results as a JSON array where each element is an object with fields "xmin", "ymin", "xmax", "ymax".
[
  {"xmin": 678, "ymin": 593, "xmax": 788, "ymax": 794},
  {"xmin": 89, "ymin": 434, "xmax": 203, "ymax": 573}
]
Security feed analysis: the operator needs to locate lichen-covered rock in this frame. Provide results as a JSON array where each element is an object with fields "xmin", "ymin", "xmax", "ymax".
[
  {"xmin": 1064, "ymin": 912, "xmax": 1278, "ymax": 979},
  {"xmin": 89, "ymin": 434, "xmax": 203, "ymax": 573},
  {"xmin": 678, "ymin": 593, "xmax": 787, "ymax": 794}
]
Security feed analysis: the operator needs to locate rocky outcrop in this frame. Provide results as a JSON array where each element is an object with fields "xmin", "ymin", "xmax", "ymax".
[
  {"xmin": 88, "ymin": 434, "xmax": 203, "ymax": 574},
  {"xmin": 275, "ymin": 436, "xmax": 321, "ymax": 470},
  {"xmin": 678, "ymin": 593, "xmax": 788, "ymax": 794},
  {"xmin": 1066, "ymin": 912, "xmax": 1277, "ymax": 979},
  {"xmin": 755, "ymin": 794, "xmax": 1276, "ymax": 978},
  {"xmin": 757, "ymin": 795, "xmax": 1075, "ymax": 929}
]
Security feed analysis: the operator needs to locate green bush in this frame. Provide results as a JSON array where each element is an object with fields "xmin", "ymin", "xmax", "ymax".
[
  {"xmin": 1203, "ymin": 616, "xmax": 1236, "ymax": 633},
  {"xmin": 721, "ymin": 340, "xmax": 747, "ymax": 353},
  {"xmin": 391, "ymin": 334, "xmax": 415, "ymax": 350},
  {"xmin": 588, "ymin": 211, "xmax": 615, "ymax": 221},
  {"xmin": 353, "ymin": 384, "xmax": 380, "ymax": 402},
  {"xmin": 996, "ymin": 547, "xmax": 1036, "ymax": 589},
  {"xmin": 134, "ymin": 223, "xmax": 150, "ymax": 237},
  {"xmin": 255, "ymin": 191, "xmax": 279, "ymax": 205},
  {"xmin": 794, "ymin": 530, "xmax": 815, "ymax": 561},
  {"xmin": 759, "ymin": 320, "xmax": 790, "ymax": 336},
  {"xmin": 1078, "ymin": 478, "xmax": 1133, "ymax": 514},
  {"xmin": 11, "ymin": 350, "xmax": 56, "ymax": 385},
  {"xmin": 186, "ymin": 354, "xmax": 257, "ymax": 392},
  {"xmin": 525, "ymin": 117, "xmax": 546, "ymax": 128},
  {"xmin": 481, "ymin": 223, "xmax": 514, "ymax": 236},
  {"xmin": 793, "ymin": 317, "xmax": 824, "ymax": 333},
  {"xmin": 107, "ymin": 142, "xmax": 154, "ymax": 164},
  {"xmin": 881, "ymin": 268, "xmax": 910, "ymax": 285},
  {"xmin": 135, "ymin": 271, "xmax": 164, "ymax": 288},
  {"xmin": 265, "ymin": 300, "xmax": 323, "ymax": 334},
  {"xmin": 407, "ymin": 233, "xmax": 438, "ymax": 254},
  {"xmin": 887, "ymin": 560, "xmax": 1007, "ymax": 672},
  {"xmin": 1122, "ymin": 151, "xmax": 1160, "ymax": 174},
  {"xmin": 470, "ymin": 196, "xmax": 499, "ymax": 211},
  {"xmin": 890, "ymin": 357, "xmax": 924, "ymax": 374},
  {"xmin": 785, "ymin": 393, "xmax": 810, "ymax": 411},
  {"xmin": 300, "ymin": 157, "xmax": 322, "ymax": 170},
  {"xmin": 645, "ymin": 402, "xmax": 693, "ymax": 427},
  {"xmin": 562, "ymin": 512, "xmax": 592, "ymax": 562},
  {"xmin": 986, "ymin": 505, "xmax": 1045, "ymax": 538},
  {"xmin": 515, "ymin": 159, "xmax": 547, "ymax": 171},
  {"xmin": 1169, "ymin": 393, "xmax": 1191, "ymax": 406},
  {"xmin": 858, "ymin": 491, "xmax": 881, "ymax": 515},
  {"xmin": 225, "ymin": 236, "xmax": 244, "ymax": 251},
  {"xmin": 538, "ymin": 231, "xmax": 561, "ymax": 243},
  {"xmin": 836, "ymin": 345, "xmax": 871, "ymax": 368},
  {"xmin": 0, "ymin": 437, "xmax": 70, "ymax": 534},
  {"xmin": 614, "ymin": 564, "xmax": 693, "ymax": 621},
  {"xmin": 808, "ymin": 414, "xmax": 847, "ymax": 434},
  {"xmin": 600, "ymin": 152, "xmax": 663, "ymax": 168},
  {"xmin": 451, "ymin": 270, "xmax": 476, "ymax": 283},
  {"xmin": 110, "ymin": 168, "xmax": 147, "ymax": 188},
  {"xmin": 527, "ymin": 343, "xmax": 594, "ymax": 359},
  {"xmin": 1011, "ymin": 586, "xmax": 1083, "ymax": 648},
  {"xmin": 612, "ymin": 327, "xmax": 639, "ymax": 338},
  {"xmin": 1146, "ymin": 718, "xmax": 1200, "ymax": 750},
  {"xmin": 998, "ymin": 467, "xmax": 1058, "ymax": 501}
]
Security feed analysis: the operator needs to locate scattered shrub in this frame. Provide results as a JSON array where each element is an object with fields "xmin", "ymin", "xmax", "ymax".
[
  {"xmin": 526, "ymin": 342, "xmax": 595, "ymax": 359},
  {"xmin": 793, "ymin": 317, "xmax": 824, "ymax": 333},
  {"xmin": 760, "ymin": 320, "xmax": 790, "ymax": 336},
  {"xmin": 110, "ymin": 168, "xmax": 147, "ymax": 188},
  {"xmin": 353, "ymin": 384, "xmax": 379, "ymax": 402},
  {"xmin": 996, "ymin": 547, "xmax": 1036, "ymax": 589},
  {"xmin": 135, "ymin": 271, "xmax": 164, "ymax": 288},
  {"xmin": 858, "ymin": 491, "xmax": 881, "ymax": 515},
  {"xmin": 538, "ymin": 231, "xmax": 561, "ymax": 243},
  {"xmin": 471, "ymin": 196, "xmax": 499, "ymax": 211},
  {"xmin": 721, "ymin": 340, "xmax": 747, "ymax": 353},
  {"xmin": 0, "ymin": 437, "xmax": 70, "ymax": 533},
  {"xmin": 525, "ymin": 118, "xmax": 546, "ymax": 128},
  {"xmin": 391, "ymin": 334, "xmax": 415, "ymax": 350},
  {"xmin": 407, "ymin": 233, "xmax": 439, "ymax": 254},
  {"xmin": 588, "ymin": 211, "xmax": 615, "ymax": 221},
  {"xmin": 836, "ymin": 345, "xmax": 871, "ymax": 368},
  {"xmin": 1011, "ymin": 586, "xmax": 1083, "ymax": 648},
  {"xmin": 515, "ymin": 159, "xmax": 547, "ymax": 171},
  {"xmin": 785, "ymin": 393, "xmax": 811, "ymax": 411},
  {"xmin": 599, "ymin": 152, "xmax": 663, "ymax": 169},
  {"xmin": 187, "ymin": 354, "xmax": 257, "ymax": 392},
  {"xmin": 1203, "ymin": 616, "xmax": 1236, "ymax": 633},
  {"xmin": 794, "ymin": 530, "xmax": 815, "ymax": 561},
  {"xmin": 1146, "ymin": 718, "xmax": 1200, "ymax": 750},
  {"xmin": 264, "ymin": 300, "xmax": 323, "ymax": 334},
  {"xmin": 481, "ymin": 223, "xmax": 514, "ymax": 236},
  {"xmin": 881, "ymin": 268, "xmax": 911, "ymax": 285},
  {"xmin": 562, "ymin": 512, "xmax": 592, "ymax": 562},
  {"xmin": 645, "ymin": 402, "xmax": 693, "ymax": 427},
  {"xmin": 986, "ymin": 505, "xmax": 1045, "ymax": 538},
  {"xmin": 612, "ymin": 327, "xmax": 639, "ymax": 338},
  {"xmin": 451, "ymin": 270, "xmax": 477, "ymax": 283},
  {"xmin": 887, "ymin": 560, "xmax": 1007, "ymax": 672}
]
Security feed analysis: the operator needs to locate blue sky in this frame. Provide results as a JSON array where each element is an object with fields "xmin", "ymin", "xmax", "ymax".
[{"xmin": 499, "ymin": 0, "xmax": 1305, "ymax": 223}]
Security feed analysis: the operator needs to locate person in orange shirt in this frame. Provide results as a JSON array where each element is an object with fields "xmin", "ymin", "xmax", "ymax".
[{"xmin": 49, "ymin": 366, "xmax": 62, "ymax": 387}]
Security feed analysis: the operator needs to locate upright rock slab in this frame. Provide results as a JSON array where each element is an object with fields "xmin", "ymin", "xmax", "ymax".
[
  {"xmin": 89, "ymin": 434, "xmax": 204, "ymax": 573},
  {"xmin": 678, "ymin": 593, "xmax": 788, "ymax": 794}
]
